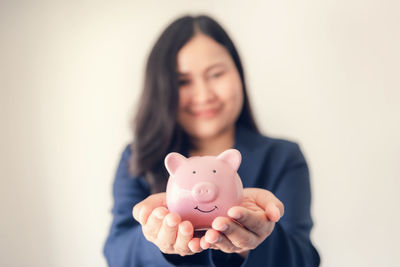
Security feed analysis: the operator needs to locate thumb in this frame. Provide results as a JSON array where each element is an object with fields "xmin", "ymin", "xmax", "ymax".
[
  {"xmin": 132, "ymin": 192, "xmax": 167, "ymax": 224},
  {"xmin": 247, "ymin": 188, "xmax": 284, "ymax": 221}
]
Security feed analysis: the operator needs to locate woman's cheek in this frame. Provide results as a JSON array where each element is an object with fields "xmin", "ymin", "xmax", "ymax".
[
  {"xmin": 179, "ymin": 90, "xmax": 190, "ymax": 107},
  {"xmin": 218, "ymin": 81, "xmax": 243, "ymax": 109}
]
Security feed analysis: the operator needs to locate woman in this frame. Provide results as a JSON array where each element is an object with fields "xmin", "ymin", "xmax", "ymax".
[{"xmin": 104, "ymin": 15, "xmax": 320, "ymax": 266}]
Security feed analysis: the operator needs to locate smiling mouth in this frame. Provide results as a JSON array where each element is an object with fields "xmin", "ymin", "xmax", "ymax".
[
  {"xmin": 194, "ymin": 206, "xmax": 218, "ymax": 213},
  {"xmin": 190, "ymin": 106, "xmax": 222, "ymax": 118}
]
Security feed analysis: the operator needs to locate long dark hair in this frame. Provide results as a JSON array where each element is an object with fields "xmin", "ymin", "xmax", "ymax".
[{"xmin": 129, "ymin": 15, "xmax": 259, "ymax": 193}]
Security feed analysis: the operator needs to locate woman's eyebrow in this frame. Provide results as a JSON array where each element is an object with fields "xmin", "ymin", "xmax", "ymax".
[
  {"xmin": 205, "ymin": 62, "xmax": 226, "ymax": 72},
  {"xmin": 177, "ymin": 72, "xmax": 189, "ymax": 77},
  {"xmin": 177, "ymin": 62, "xmax": 226, "ymax": 77}
]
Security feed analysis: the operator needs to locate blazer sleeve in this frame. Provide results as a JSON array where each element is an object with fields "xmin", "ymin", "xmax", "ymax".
[
  {"xmin": 103, "ymin": 145, "xmax": 176, "ymax": 267},
  {"xmin": 211, "ymin": 142, "xmax": 320, "ymax": 267},
  {"xmin": 247, "ymin": 142, "xmax": 319, "ymax": 266}
]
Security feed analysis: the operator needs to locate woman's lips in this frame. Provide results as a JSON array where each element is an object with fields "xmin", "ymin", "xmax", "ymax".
[{"xmin": 190, "ymin": 107, "xmax": 220, "ymax": 118}]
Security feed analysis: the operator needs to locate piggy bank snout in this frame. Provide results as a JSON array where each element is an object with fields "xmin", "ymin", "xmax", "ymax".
[{"xmin": 191, "ymin": 182, "xmax": 218, "ymax": 203}]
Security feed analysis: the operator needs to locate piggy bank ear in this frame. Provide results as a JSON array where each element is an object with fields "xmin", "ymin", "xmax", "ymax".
[
  {"xmin": 217, "ymin": 149, "xmax": 242, "ymax": 171},
  {"xmin": 165, "ymin": 152, "xmax": 187, "ymax": 175}
]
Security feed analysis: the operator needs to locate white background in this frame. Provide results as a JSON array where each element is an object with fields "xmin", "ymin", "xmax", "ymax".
[{"xmin": 1, "ymin": 1, "xmax": 399, "ymax": 266}]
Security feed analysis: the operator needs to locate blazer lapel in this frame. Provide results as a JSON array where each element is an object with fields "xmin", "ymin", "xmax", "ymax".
[{"xmin": 234, "ymin": 126, "xmax": 269, "ymax": 188}]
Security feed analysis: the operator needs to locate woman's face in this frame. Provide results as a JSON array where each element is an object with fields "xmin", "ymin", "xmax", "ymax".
[{"xmin": 176, "ymin": 34, "xmax": 244, "ymax": 141}]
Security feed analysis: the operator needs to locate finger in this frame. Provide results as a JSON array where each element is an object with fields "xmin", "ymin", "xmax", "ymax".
[
  {"xmin": 142, "ymin": 207, "xmax": 168, "ymax": 241},
  {"xmin": 249, "ymin": 188, "xmax": 284, "ymax": 218},
  {"xmin": 204, "ymin": 229, "xmax": 240, "ymax": 253},
  {"xmin": 156, "ymin": 212, "xmax": 181, "ymax": 250},
  {"xmin": 188, "ymin": 237, "xmax": 202, "ymax": 253},
  {"xmin": 204, "ymin": 228, "xmax": 220, "ymax": 244},
  {"xmin": 174, "ymin": 221, "xmax": 194, "ymax": 256},
  {"xmin": 133, "ymin": 193, "xmax": 167, "ymax": 224},
  {"xmin": 212, "ymin": 216, "xmax": 258, "ymax": 250},
  {"xmin": 200, "ymin": 235, "xmax": 212, "ymax": 250},
  {"xmin": 199, "ymin": 228, "xmax": 219, "ymax": 250},
  {"xmin": 213, "ymin": 234, "xmax": 241, "ymax": 253},
  {"xmin": 227, "ymin": 206, "xmax": 270, "ymax": 236},
  {"xmin": 264, "ymin": 202, "xmax": 281, "ymax": 222}
]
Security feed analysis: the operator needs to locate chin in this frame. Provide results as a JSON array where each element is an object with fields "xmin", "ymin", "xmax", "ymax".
[
  {"xmin": 190, "ymin": 128, "xmax": 218, "ymax": 139},
  {"xmin": 190, "ymin": 124, "xmax": 232, "ymax": 140}
]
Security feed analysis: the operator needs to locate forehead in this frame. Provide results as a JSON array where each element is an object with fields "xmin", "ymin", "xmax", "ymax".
[{"xmin": 177, "ymin": 34, "xmax": 232, "ymax": 73}]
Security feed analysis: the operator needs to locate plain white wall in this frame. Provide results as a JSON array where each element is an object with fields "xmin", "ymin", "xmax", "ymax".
[{"xmin": 1, "ymin": 1, "xmax": 399, "ymax": 266}]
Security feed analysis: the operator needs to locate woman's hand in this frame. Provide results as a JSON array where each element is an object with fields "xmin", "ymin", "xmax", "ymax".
[
  {"xmin": 199, "ymin": 188, "xmax": 284, "ymax": 257},
  {"xmin": 132, "ymin": 193, "xmax": 203, "ymax": 256}
]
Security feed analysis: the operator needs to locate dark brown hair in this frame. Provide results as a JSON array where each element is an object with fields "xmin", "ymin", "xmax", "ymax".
[{"xmin": 129, "ymin": 15, "xmax": 259, "ymax": 193}]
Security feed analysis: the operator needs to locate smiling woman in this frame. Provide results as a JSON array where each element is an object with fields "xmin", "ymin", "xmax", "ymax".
[{"xmin": 104, "ymin": 14, "xmax": 320, "ymax": 267}]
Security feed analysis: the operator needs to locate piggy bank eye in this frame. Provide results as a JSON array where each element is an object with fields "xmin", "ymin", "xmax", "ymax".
[
  {"xmin": 213, "ymin": 169, "xmax": 216, "ymax": 173},
  {"xmin": 193, "ymin": 171, "xmax": 196, "ymax": 174}
]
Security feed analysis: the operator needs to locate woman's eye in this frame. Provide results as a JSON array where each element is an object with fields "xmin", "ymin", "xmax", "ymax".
[
  {"xmin": 209, "ymin": 71, "xmax": 224, "ymax": 79},
  {"xmin": 178, "ymin": 79, "xmax": 190, "ymax": 86}
]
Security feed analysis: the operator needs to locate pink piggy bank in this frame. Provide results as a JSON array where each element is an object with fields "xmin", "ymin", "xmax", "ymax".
[{"xmin": 165, "ymin": 149, "xmax": 243, "ymax": 230}]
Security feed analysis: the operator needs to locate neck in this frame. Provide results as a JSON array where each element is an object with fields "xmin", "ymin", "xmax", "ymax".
[{"xmin": 189, "ymin": 126, "xmax": 235, "ymax": 157}]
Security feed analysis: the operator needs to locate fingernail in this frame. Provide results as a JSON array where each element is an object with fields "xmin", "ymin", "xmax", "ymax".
[
  {"xmin": 138, "ymin": 208, "xmax": 145, "ymax": 224},
  {"xmin": 206, "ymin": 235, "xmax": 219, "ymax": 244},
  {"xmin": 215, "ymin": 224, "xmax": 228, "ymax": 231},
  {"xmin": 228, "ymin": 210, "xmax": 242, "ymax": 220},
  {"xmin": 214, "ymin": 235, "xmax": 222, "ymax": 243},
  {"xmin": 166, "ymin": 216, "xmax": 178, "ymax": 227},
  {"xmin": 133, "ymin": 207, "xmax": 140, "ymax": 221},
  {"xmin": 179, "ymin": 225, "xmax": 191, "ymax": 236},
  {"xmin": 154, "ymin": 209, "xmax": 165, "ymax": 219}
]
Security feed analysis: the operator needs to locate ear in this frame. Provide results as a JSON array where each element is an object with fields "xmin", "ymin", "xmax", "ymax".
[
  {"xmin": 217, "ymin": 149, "xmax": 242, "ymax": 171},
  {"xmin": 164, "ymin": 152, "xmax": 187, "ymax": 175}
]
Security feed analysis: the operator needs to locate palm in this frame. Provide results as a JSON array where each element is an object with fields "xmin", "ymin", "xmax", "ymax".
[
  {"xmin": 240, "ymin": 188, "xmax": 266, "ymax": 213},
  {"xmin": 238, "ymin": 188, "xmax": 284, "ymax": 222}
]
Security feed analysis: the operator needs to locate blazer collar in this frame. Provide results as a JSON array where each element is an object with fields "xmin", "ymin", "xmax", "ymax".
[{"xmin": 234, "ymin": 126, "xmax": 269, "ymax": 187}]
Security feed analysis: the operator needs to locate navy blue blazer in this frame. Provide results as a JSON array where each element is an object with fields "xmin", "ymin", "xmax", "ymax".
[{"xmin": 104, "ymin": 126, "xmax": 320, "ymax": 266}]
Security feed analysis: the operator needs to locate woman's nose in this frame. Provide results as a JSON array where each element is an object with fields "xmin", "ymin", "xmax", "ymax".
[
  {"xmin": 192, "ymin": 80, "xmax": 215, "ymax": 104},
  {"xmin": 191, "ymin": 182, "xmax": 218, "ymax": 203}
]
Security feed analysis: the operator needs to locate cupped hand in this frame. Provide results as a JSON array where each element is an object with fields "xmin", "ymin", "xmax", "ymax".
[
  {"xmin": 132, "ymin": 193, "xmax": 203, "ymax": 256},
  {"xmin": 199, "ymin": 188, "xmax": 284, "ymax": 257}
]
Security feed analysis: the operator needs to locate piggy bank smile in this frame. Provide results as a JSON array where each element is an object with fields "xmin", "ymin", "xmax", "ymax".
[{"xmin": 194, "ymin": 205, "xmax": 218, "ymax": 213}]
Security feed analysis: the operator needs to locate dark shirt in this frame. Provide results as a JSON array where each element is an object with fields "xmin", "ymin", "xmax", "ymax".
[{"xmin": 104, "ymin": 126, "xmax": 320, "ymax": 266}]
